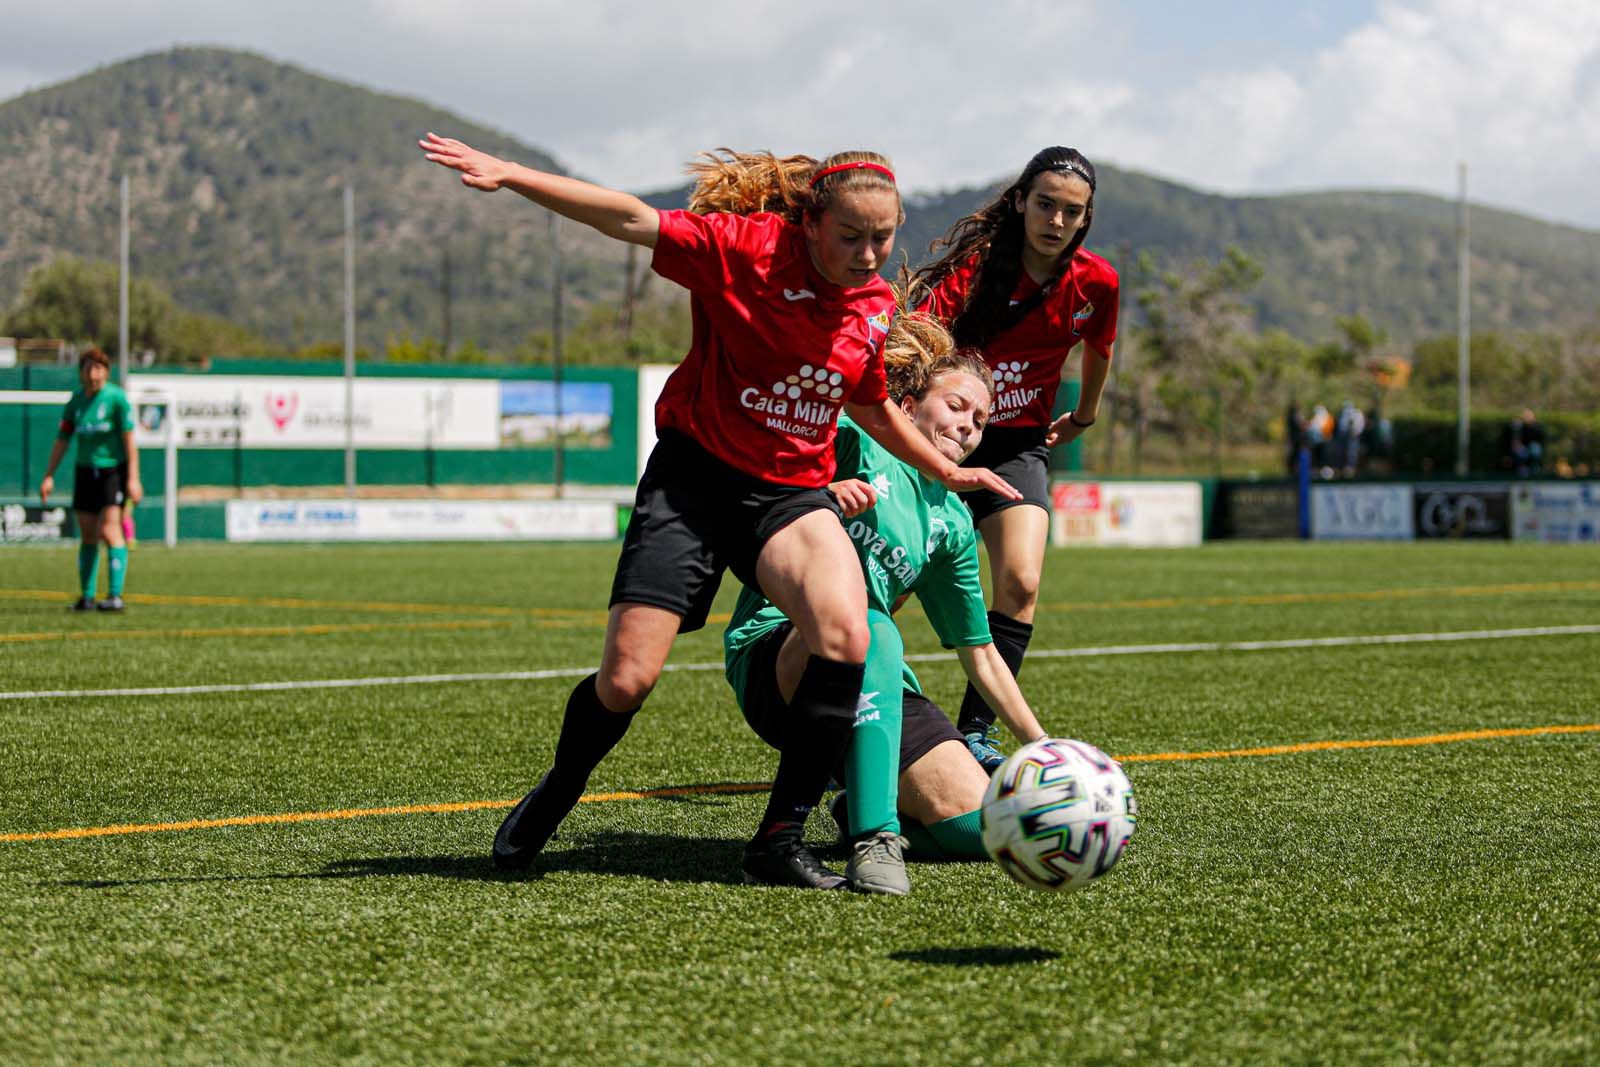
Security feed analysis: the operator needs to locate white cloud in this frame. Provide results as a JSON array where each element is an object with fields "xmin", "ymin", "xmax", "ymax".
[{"xmin": 0, "ymin": 0, "xmax": 1596, "ymax": 227}]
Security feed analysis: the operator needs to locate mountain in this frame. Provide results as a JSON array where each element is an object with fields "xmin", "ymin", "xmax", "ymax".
[
  {"xmin": 5, "ymin": 46, "xmax": 1600, "ymax": 355},
  {"xmin": 892, "ymin": 171, "xmax": 1600, "ymax": 342},
  {"xmin": 0, "ymin": 46, "xmax": 633, "ymax": 352}
]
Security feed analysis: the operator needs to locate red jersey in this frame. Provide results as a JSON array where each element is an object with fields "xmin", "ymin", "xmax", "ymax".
[
  {"xmin": 921, "ymin": 248, "xmax": 1118, "ymax": 428},
  {"xmin": 650, "ymin": 209, "xmax": 894, "ymax": 487}
]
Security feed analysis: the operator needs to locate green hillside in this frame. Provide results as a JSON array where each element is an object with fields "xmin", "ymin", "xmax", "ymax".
[
  {"xmin": 5, "ymin": 46, "xmax": 1599, "ymax": 356},
  {"xmin": 894, "ymin": 171, "xmax": 1600, "ymax": 341},
  {"xmin": 0, "ymin": 47, "xmax": 632, "ymax": 353}
]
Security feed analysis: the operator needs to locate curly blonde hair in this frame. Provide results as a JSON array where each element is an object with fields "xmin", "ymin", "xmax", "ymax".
[
  {"xmin": 882, "ymin": 309, "xmax": 992, "ymax": 407},
  {"xmin": 686, "ymin": 149, "xmax": 903, "ymax": 224}
]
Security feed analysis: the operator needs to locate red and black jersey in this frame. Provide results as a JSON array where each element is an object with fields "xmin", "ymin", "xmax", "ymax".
[
  {"xmin": 650, "ymin": 209, "xmax": 894, "ymax": 488},
  {"xmin": 921, "ymin": 248, "xmax": 1118, "ymax": 428}
]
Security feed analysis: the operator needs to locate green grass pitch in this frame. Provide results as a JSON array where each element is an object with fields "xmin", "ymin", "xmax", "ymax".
[{"xmin": 1, "ymin": 540, "xmax": 1597, "ymax": 1064}]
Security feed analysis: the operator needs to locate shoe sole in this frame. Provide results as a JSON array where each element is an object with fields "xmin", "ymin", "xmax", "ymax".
[
  {"xmin": 741, "ymin": 871, "xmax": 847, "ymax": 890},
  {"xmin": 492, "ymin": 775, "xmax": 569, "ymax": 871},
  {"xmin": 847, "ymin": 870, "xmax": 911, "ymax": 896}
]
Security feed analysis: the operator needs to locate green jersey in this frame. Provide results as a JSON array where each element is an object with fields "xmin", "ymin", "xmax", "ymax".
[
  {"xmin": 58, "ymin": 383, "xmax": 134, "ymax": 469},
  {"xmin": 724, "ymin": 417, "xmax": 991, "ymax": 707}
]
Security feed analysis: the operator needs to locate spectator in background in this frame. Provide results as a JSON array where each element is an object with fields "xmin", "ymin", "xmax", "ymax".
[
  {"xmin": 1504, "ymin": 409, "xmax": 1545, "ymax": 477},
  {"xmin": 1285, "ymin": 402, "xmax": 1307, "ymax": 477},
  {"xmin": 1308, "ymin": 403, "xmax": 1333, "ymax": 477},
  {"xmin": 1335, "ymin": 400, "xmax": 1366, "ymax": 478}
]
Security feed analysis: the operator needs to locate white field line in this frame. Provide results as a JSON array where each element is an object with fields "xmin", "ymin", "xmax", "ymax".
[{"xmin": 4, "ymin": 624, "xmax": 1598, "ymax": 702}]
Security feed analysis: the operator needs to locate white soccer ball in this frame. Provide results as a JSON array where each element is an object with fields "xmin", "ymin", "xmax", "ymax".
[{"xmin": 980, "ymin": 737, "xmax": 1137, "ymax": 892}]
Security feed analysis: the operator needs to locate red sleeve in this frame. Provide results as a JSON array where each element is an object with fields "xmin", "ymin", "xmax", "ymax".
[
  {"xmin": 57, "ymin": 398, "xmax": 75, "ymax": 439},
  {"xmin": 849, "ymin": 346, "xmax": 888, "ymax": 406},
  {"xmin": 1082, "ymin": 262, "xmax": 1119, "ymax": 354},
  {"xmin": 650, "ymin": 209, "xmax": 761, "ymax": 297}
]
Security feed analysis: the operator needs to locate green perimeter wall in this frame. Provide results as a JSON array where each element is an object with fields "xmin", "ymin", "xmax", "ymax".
[{"xmin": 2, "ymin": 360, "xmax": 639, "ymax": 495}]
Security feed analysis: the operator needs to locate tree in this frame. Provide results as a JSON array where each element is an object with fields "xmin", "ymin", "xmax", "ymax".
[
  {"xmin": 3, "ymin": 257, "xmax": 173, "ymax": 354},
  {"xmin": 1130, "ymin": 247, "xmax": 1267, "ymax": 469}
]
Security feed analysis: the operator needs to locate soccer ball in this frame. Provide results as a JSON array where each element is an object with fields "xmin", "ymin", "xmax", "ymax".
[{"xmin": 980, "ymin": 737, "xmax": 1137, "ymax": 892}]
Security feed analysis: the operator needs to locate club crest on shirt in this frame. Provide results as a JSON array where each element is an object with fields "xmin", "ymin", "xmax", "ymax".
[
  {"xmin": 865, "ymin": 309, "xmax": 892, "ymax": 352},
  {"xmin": 926, "ymin": 517, "xmax": 949, "ymax": 555},
  {"xmin": 870, "ymin": 472, "xmax": 892, "ymax": 499},
  {"xmin": 1071, "ymin": 301, "xmax": 1094, "ymax": 336}
]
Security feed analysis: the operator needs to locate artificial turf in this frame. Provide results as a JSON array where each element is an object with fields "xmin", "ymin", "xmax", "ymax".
[{"xmin": 1, "ymin": 541, "xmax": 1596, "ymax": 1064}]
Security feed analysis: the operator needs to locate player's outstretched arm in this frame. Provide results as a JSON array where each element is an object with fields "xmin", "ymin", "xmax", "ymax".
[
  {"xmin": 845, "ymin": 399, "xmax": 1022, "ymax": 501},
  {"xmin": 418, "ymin": 132, "xmax": 660, "ymax": 247},
  {"xmin": 956, "ymin": 643, "xmax": 1047, "ymax": 744}
]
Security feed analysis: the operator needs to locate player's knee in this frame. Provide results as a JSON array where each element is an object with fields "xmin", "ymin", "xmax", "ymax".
[
  {"xmin": 813, "ymin": 614, "xmax": 870, "ymax": 664},
  {"xmin": 994, "ymin": 566, "xmax": 1041, "ymax": 613},
  {"xmin": 596, "ymin": 661, "xmax": 658, "ymax": 711}
]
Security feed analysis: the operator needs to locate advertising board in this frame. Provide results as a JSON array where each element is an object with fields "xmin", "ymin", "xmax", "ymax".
[
  {"xmin": 1310, "ymin": 484, "xmax": 1414, "ymax": 540},
  {"xmin": 226, "ymin": 499, "xmax": 617, "ymax": 542},
  {"xmin": 1050, "ymin": 481, "xmax": 1203, "ymax": 547}
]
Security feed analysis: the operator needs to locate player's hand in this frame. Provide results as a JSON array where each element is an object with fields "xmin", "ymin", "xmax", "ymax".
[
  {"xmin": 1044, "ymin": 412, "xmax": 1094, "ymax": 447},
  {"xmin": 126, "ymin": 477, "xmax": 144, "ymax": 506},
  {"xmin": 939, "ymin": 465, "xmax": 1022, "ymax": 501},
  {"xmin": 419, "ymin": 132, "xmax": 513, "ymax": 192},
  {"xmin": 828, "ymin": 478, "xmax": 877, "ymax": 517},
  {"xmin": 39, "ymin": 474, "xmax": 54, "ymax": 505}
]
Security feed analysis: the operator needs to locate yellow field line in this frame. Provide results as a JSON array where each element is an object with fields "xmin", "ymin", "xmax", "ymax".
[
  {"xmin": 4, "ymin": 725, "xmax": 1593, "ymax": 845},
  {"xmin": 1116, "ymin": 723, "xmax": 1600, "ymax": 763},
  {"xmin": 5, "ymin": 578, "xmax": 1596, "ymax": 630},
  {"xmin": 0, "ymin": 588, "xmax": 602, "ymax": 621},
  {"xmin": 0, "ymin": 619, "xmax": 514, "ymax": 644},
  {"xmin": 1, "ymin": 784, "xmax": 772, "ymax": 842}
]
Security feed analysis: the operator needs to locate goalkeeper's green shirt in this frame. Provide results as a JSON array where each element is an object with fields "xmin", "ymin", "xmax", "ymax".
[
  {"xmin": 57, "ymin": 383, "xmax": 134, "ymax": 469},
  {"xmin": 724, "ymin": 417, "xmax": 992, "ymax": 708}
]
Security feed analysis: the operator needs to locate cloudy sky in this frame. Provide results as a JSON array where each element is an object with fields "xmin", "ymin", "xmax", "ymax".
[{"xmin": 3, "ymin": 0, "xmax": 1598, "ymax": 229}]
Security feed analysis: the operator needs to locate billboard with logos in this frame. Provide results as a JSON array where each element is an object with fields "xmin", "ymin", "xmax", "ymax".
[
  {"xmin": 225, "ymin": 499, "xmax": 617, "ymax": 542},
  {"xmin": 1050, "ymin": 481, "xmax": 1203, "ymax": 547},
  {"xmin": 1310, "ymin": 484, "xmax": 1414, "ymax": 540}
]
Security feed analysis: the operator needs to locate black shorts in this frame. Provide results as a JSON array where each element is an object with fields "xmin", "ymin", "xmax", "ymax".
[
  {"xmin": 958, "ymin": 425, "xmax": 1052, "ymax": 523},
  {"xmin": 740, "ymin": 621, "xmax": 965, "ymax": 776},
  {"xmin": 71, "ymin": 465, "xmax": 126, "ymax": 513},
  {"xmin": 610, "ymin": 431, "xmax": 843, "ymax": 633}
]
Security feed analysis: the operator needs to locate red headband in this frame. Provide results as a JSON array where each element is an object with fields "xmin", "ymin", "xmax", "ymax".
[{"xmin": 810, "ymin": 161, "xmax": 896, "ymax": 186}]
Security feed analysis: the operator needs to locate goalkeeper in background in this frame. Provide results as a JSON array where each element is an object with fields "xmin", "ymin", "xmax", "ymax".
[{"xmin": 39, "ymin": 347, "xmax": 142, "ymax": 611}]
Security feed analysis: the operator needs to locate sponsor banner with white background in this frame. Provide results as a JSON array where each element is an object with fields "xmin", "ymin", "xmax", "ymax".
[
  {"xmin": 132, "ymin": 374, "xmax": 501, "ymax": 450},
  {"xmin": 1511, "ymin": 482, "xmax": 1600, "ymax": 543},
  {"xmin": 1310, "ymin": 484, "xmax": 1414, "ymax": 540},
  {"xmin": 1050, "ymin": 481, "xmax": 1203, "ymax": 547},
  {"xmin": 226, "ymin": 499, "xmax": 617, "ymax": 542}
]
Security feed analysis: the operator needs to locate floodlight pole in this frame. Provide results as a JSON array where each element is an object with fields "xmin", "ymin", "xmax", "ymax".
[
  {"xmin": 344, "ymin": 183, "xmax": 356, "ymax": 498},
  {"xmin": 118, "ymin": 175, "xmax": 130, "ymax": 386},
  {"xmin": 1455, "ymin": 163, "xmax": 1470, "ymax": 477},
  {"xmin": 550, "ymin": 211, "xmax": 565, "ymax": 499}
]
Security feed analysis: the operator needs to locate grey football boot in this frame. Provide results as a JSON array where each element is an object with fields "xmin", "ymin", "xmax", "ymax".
[{"xmin": 846, "ymin": 830, "xmax": 910, "ymax": 896}]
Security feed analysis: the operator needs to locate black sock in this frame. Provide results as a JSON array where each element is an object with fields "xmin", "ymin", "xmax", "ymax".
[
  {"xmin": 758, "ymin": 655, "xmax": 863, "ymax": 836},
  {"xmin": 545, "ymin": 673, "xmax": 638, "ymax": 799},
  {"xmin": 957, "ymin": 610, "xmax": 1033, "ymax": 735}
]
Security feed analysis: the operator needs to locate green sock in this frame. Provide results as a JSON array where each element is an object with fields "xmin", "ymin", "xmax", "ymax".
[
  {"xmin": 77, "ymin": 544, "xmax": 101, "ymax": 598},
  {"xmin": 842, "ymin": 609, "xmax": 904, "ymax": 837},
  {"xmin": 901, "ymin": 809, "xmax": 987, "ymax": 861},
  {"xmin": 107, "ymin": 545, "xmax": 129, "ymax": 597}
]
